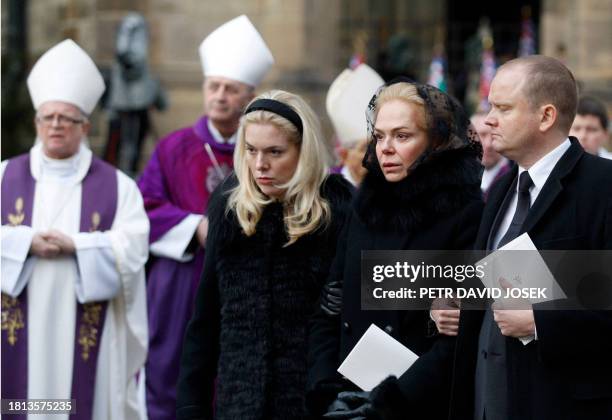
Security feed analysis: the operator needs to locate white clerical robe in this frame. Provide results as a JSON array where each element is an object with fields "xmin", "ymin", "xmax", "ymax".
[{"xmin": 1, "ymin": 143, "xmax": 149, "ymax": 420}]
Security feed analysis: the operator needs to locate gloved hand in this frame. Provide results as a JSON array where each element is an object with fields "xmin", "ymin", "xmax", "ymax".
[
  {"xmin": 323, "ymin": 391, "xmax": 378, "ymax": 419},
  {"xmin": 321, "ymin": 280, "xmax": 343, "ymax": 315},
  {"xmin": 305, "ymin": 379, "xmax": 349, "ymax": 416}
]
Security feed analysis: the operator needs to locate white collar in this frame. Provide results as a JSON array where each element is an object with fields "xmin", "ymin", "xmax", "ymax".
[
  {"xmin": 207, "ymin": 118, "xmax": 237, "ymax": 145},
  {"xmin": 31, "ymin": 141, "xmax": 93, "ymax": 184},
  {"xmin": 517, "ymin": 138, "xmax": 571, "ymax": 193},
  {"xmin": 598, "ymin": 147, "xmax": 612, "ymax": 160},
  {"xmin": 340, "ymin": 165, "xmax": 358, "ymax": 187},
  {"xmin": 481, "ymin": 157, "xmax": 509, "ymax": 191}
]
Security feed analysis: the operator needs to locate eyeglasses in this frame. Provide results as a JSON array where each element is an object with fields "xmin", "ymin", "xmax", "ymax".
[{"xmin": 36, "ymin": 113, "xmax": 86, "ymax": 127}]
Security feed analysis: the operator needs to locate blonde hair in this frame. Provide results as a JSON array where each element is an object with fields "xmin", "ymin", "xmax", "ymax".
[
  {"xmin": 374, "ymin": 82, "xmax": 426, "ymax": 130},
  {"xmin": 228, "ymin": 90, "xmax": 331, "ymax": 246}
]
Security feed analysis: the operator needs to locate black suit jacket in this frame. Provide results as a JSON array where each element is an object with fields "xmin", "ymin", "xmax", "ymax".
[{"xmin": 450, "ymin": 138, "xmax": 612, "ymax": 420}]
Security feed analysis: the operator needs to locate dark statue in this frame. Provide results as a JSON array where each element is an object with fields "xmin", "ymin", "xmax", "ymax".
[{"xmin": 103, "ymin": 13, "xmax": 168, "ymax": 176}]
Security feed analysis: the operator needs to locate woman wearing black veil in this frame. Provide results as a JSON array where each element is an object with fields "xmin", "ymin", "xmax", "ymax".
[{"xmin": 307, "ymin": 79, "xmax": 483, "ymax": 419}]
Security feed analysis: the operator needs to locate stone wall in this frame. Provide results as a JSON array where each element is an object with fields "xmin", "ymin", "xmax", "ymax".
[
  {"xmin": 6, "ymin": 0, "xmax": 611, "ymax": 166},
  {"xmin": 542, "ymin": 0, "xmax": 612, "ymax": 109}
]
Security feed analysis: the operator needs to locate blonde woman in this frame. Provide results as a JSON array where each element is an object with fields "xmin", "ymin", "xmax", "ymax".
[
  {"xmin": 308, "ymin": 80, "xmax": 483, "ymax": 420},
  {"xmin": 176, "ymin": 90, "xmax": 353, "ymax": 420}
]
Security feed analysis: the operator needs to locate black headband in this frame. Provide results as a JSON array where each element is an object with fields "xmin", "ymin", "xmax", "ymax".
[{"xmin": 244, "ymin": 99, "xmax": 303, "ymax": 134}]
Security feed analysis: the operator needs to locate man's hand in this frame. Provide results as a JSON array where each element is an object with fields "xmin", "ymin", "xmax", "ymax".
[
  {"xmin": 492, "ymin": 307, "xmax": 535, "ymax": 337},
  {"xmin": 493, "ymin": 278, "xmax": 535, "ymax": 337},
  {"xmin": 430, "ymin": 297, "xmax": 460, "ymax": 336},
  {"xmin": 42, "ymin": 230, "xmax": 76, "ymax": 255},
  {"xmin": 30, "ymin": 233, "xmax": 61, "ymax": 258},
  {"xmin": 196, "ymin": 217, "xmax": 209, "ymax": 247}
]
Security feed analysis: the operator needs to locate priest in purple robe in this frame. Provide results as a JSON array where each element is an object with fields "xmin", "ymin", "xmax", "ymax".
[
  {"xmin": 137, "ymin": 15, "xmax": 274, "ymax": 420},
  {"xmin": 1, "ymin": 39, "xmax": 149, "ymax": 420}
]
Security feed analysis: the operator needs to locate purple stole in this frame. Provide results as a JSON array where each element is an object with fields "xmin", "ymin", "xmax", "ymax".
[
  {"xmin": 1, "ymin": 153, "xmax": 118, "ymax": 420},
  {"xmin": 330, "ymin": 165, "xmax": 343, "ymax": 175}
]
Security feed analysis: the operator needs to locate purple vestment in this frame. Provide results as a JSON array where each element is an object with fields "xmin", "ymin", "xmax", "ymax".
[
  {"xmin": 1, "ymin": 153, "xmax": 117, "ymax": 420},
  {"xmin": 330, "ymin": 165, "xmax": 343, "ymax": 175},
  {"xmin": 137, "ymin": 116, "xmax": 233, "ymax": 420}
]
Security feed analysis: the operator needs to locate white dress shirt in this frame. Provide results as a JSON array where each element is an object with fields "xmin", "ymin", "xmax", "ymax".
[
  {"xmin": 492, "ymin": 139, "xmax": 571, "ymax": 250},
  {"xmin": 598, "ymin": 147, "xmax": 612, "ymax": 160},
  {"xmin": 490, "ymin": 138, "xmax": 571, "ymax": 345}
]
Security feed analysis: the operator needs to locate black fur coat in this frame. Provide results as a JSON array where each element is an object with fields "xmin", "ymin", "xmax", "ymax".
[
  {"xmin": 307, "ymin": 147, "xmax": 484, "ymax": 418},
  {"xmin": 177, "ymin": 174, "xmax": 353, "ymax": 420}
]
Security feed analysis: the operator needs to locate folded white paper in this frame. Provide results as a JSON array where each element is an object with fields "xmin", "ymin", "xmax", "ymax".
[
  {"xmin": 478, "ymin": 232, "xmax": 566, "ymax": 304},
  {"xmin": 337, "ymin": 324, "xmax": 419, "ymax": 391}
]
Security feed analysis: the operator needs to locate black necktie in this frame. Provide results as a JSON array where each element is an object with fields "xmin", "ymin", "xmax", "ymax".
[{"xmin": 497, "ymin": 171, "xmax": 534, "ymax": 248}]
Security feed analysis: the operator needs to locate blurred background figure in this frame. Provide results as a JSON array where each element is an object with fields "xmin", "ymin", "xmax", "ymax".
[
  {"xmin": 570, "ymin": 96, "xmax": 612, "ymax": 160},
  {"xmin": 378, "ymin": 33, "xmax": 417, "ymax": 81},
  {"xmin": 470, "ymin": 112, "xmax": 511, "ymax": 199},
  {"xmin": 326, "ymin": 63, "xmax": 384, "ymax": 187},
  {"xmin": 464, "ymin": 18, "xmax": 497, "ymax": 116},
  {"xmin": 103, "ymin": 12, "xmax": 168, "ymax": 176}
]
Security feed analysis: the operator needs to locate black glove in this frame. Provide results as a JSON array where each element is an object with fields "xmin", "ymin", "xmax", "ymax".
[
  {"xmin": 323, "ymin": 391, "xmax": 379, "ymax": 420},
  {"xmin": 321, "ymin": 280, "xmax": 343, "ymax": 315},
  {"xmin": 325, "ymin": 397, "xmax": 350, "ymax": 413},
  {"xmin": 306, "ymin": 380, "xmax": 348, "ymax": 417}
]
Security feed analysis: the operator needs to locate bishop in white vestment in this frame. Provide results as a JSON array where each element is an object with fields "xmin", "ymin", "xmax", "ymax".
[{"xmin": 1, "ymin": 39, "xmax": 149, "ymax": 420}]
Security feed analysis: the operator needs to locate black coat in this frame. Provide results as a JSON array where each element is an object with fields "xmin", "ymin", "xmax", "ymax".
[
  {"xmin": 448, "ymin": 138, "xmax": 612, "ymax": 420},
  {"xmin": 307, "ymin": 147, "xmax": 484, "ymax": 418},
  {"xmin": 376, "ymin": 139, "xmax": 612, "ymax": 420},
  {"xmin": 177, "ymin": 174, "xmax": 353, "ymax": 420}
]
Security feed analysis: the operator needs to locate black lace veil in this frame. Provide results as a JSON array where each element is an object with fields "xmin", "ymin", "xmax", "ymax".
[{"xmin": 362, "ymin": 77, "xmax": 482, "ymax": 175}]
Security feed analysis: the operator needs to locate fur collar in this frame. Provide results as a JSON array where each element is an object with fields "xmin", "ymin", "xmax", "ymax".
[{"xmin": 354, "ymin": 147, "xmax": 482, "ymax": 232}]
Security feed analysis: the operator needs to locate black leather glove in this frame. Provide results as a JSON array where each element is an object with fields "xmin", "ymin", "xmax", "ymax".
[
  {"xmin": 323, "ymin": 391, "xmax": 378, "ymax": 419},
  {"xmin": 306, "ymin": 380, "xmax": 348, "ymax": 417},
  {"xmin": 321, "ymin": 279, "xmax": 343, "ymax": 315},
  {"xmin": 325, "ymin": 397, "xmax": 350, "ymax": 413}
]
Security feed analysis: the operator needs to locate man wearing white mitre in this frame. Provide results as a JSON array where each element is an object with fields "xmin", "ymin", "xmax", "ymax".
[{"xmin": 1, "ymin": 39, "xmax": 149, "ymax": 420}]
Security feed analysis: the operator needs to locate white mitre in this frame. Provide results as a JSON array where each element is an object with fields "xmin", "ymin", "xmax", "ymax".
[
  {"xmin": 199, "ymin": 15, "xmax": 274, "ymax": 87},
  {"xmin": 326, "ymin": 64, "xmax": 384, "ymax": 147},
  {"xmin": 27, "ymin": 39, "xmax": 105, "ymax": 114}
]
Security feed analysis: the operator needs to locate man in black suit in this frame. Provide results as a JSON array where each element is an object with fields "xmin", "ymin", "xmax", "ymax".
[{"xmin": 449, "ymin": 55, "xmax": 612, "ymax": 419}]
